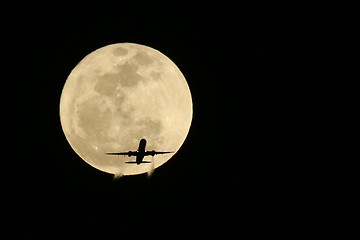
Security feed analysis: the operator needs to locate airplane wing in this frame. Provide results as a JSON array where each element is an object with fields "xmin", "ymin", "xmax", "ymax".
[
  {"xmin": 153, "ymin": 151, "xmax": 174, "ymax": 155},
  {"xmin": 105, "ymin": 151, "xmax": 138, "ymax": 157},
  {"xmin": 144, "ymin": 151, "xmax": 174, "ymax": 156}
]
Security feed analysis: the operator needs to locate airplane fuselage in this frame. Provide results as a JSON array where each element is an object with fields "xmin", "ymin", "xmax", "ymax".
[{"xmin": 136, "ymin": 139, "xmax": 147, "ymax": 164}]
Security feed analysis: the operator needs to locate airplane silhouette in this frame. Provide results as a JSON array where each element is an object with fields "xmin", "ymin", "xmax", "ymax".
[{"xmin": 105, "ymin": 139, "xmax": 173, "ymax": 165}]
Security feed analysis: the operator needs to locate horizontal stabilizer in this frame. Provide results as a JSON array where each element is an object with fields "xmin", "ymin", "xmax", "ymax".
[{"xmin": 125, "ymin": 161, "xmax": 151, "ymax": 164}]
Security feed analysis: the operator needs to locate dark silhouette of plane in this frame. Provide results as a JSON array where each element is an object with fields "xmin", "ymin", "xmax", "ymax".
[{"xmin": 106, "ymin": 139, "xmax": 173, "ymax": 165}]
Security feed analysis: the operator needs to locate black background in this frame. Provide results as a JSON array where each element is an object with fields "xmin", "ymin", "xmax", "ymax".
[{"xmin": 9, "ymin": 5, "xmax": 353, "ymax": 239}]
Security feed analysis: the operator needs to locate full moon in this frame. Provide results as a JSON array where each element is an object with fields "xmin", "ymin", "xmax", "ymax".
[{"xmin": 59, "ymin": 43, "xmax": 192, "ymax": 176}]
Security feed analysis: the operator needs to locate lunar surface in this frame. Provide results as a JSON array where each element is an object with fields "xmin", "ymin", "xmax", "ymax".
[{"xmin": 59, "ymin": 43, "xmax": 192, "ymax": 176}]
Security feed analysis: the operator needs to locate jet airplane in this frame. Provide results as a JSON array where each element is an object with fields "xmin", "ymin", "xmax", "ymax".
[{"xmin": 106, "ymin": 139, "xmax": 173, "ymax": 165}]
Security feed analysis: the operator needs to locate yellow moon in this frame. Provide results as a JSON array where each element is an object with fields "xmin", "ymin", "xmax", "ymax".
[{"xmin": 59, "ymin": 43, "xmax": 192, "ymax": 176}]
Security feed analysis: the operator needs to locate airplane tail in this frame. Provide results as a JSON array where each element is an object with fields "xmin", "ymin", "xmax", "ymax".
[{"xmin": 125, "ymin": 161, "xmax": 151, "ymax": 164}]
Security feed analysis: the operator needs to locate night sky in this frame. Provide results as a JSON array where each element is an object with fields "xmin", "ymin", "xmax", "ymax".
[{"xmin": 12, "ymin": 6, "xmax": 353, "ymax": 239}]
